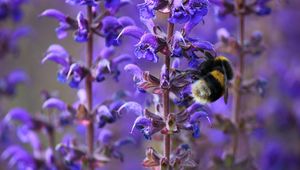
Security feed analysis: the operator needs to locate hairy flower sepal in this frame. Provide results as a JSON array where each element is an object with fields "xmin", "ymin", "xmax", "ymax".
[
  {"xmin": 170, "ymin": 144, "xmax": 197, "ymax": 169},
  {"xmin": 161, "ymin": 114, "xmax": 179, "ymax": 135},
  {"xmin": 142, "ymin": 147, "xmax": 162, "ymax": 167}
]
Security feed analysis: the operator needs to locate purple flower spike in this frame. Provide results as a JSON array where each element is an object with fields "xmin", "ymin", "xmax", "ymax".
[
  {"xmin": 118, "ymin": 101, "xmax": 143, "ymax": 116},
  {"xmin": 4, "ymin": 107, "xmax": 31, "ymax": 124},
  {"xmin": 42, "ymin": 97, "xmax": 67, "ymax": 111},
  {"xmin": 134, "ymin": 33, "xmax": 159, "ymax": 63},
  {"xmin": 74, "ymin": 12, "xmax": 89, "ymax": 42}
]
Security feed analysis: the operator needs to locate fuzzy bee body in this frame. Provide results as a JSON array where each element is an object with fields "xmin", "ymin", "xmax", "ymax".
[{"xmin": 191, "ymin": 56, "xmax": 234, "ymax": 104}]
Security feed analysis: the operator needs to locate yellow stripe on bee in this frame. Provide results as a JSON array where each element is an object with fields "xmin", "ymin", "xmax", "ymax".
[
  {"xmin": 215, "ymin": 56, "xmax": 229, "ymax": 62},
  {"xmin": 210, "ymin": 70, "xmax": 224, "ymax": 87}
]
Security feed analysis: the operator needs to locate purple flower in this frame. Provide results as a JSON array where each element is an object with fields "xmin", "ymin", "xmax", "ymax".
[
  {"xmin": 123, "ymin": 102, "xmax": 165, "ymax": 139},
  {"xmin": 1, "ymin": 145, "xmax": 36, "ymax": 169},
  {"xmin": 0, "ymin": 69, "xmax": 28, "ymax": 96},
  {"xmin": 74, "ymin": 12, "xmax": 89, "ymax": 42},
  {"xmin": 0, "ymin": 0, "xmax": 27, "ymax": 22},
  {"xmin": 95, "ymin": 99, "xmax": 124, "ymax": 128},
  {"xmin": 101, "ymin": 16, "xmax": 135, "ymax": 47},
  {"xmin": 92, "ymin": 47, "xmax": 132, "ymax": 82},
  {"xmin": 40, "ymin": 9, "xmax": 73, "ymax": 39},
  {"xmin": 0, "ymin": 28, "xmax": 29, "ymax": 59},
  {"xmin": 124, "ymin": 63, "xmax": 160, "ymax": 93},
  {"xmin": 254, "ymin": 0, "xmax": 272, "ymax": 16},
  {"xmin": 104, "ymin": 0, "xmax": 120, "ymax": 9},
  {"xmin": 134, "ymin": 33, "xmax": 159, "ymax": 63},
  {"xmin": 169, "ymin": 0, "xmax": 190, "ymax": 24},
  {"xmin": 184, "ymin": 0, "xmax": 208, "ymax": 34},
  {"xmin": 137, "ymin": 0, "xmax": 157, "ymax": 19},
  {"xmin": 131, "ymin": 116, "xmax": 153, "ymax": 139},
  {"xmin": 124, "ymin": 64, "xmax": 143, "ymax": 84},
  {"xmin": 42, "ymin": 97, "xmax": 67, "ymax": 111},
  {"xmin": 4, "ymin": 107, "xmax": 32, "ymax": 124},
  {"xmin": 98, "ymin": 129, "xmax": 113, "ymax": 145},
  {"xmin": 42, "ymin": 44, "xmax": 88, "ymax": 88},
  {"xmin": 65, "ymin": 0, "xmax": 98, "ymax": 6},
  {"xmin": 17, "ymin": 126, "xmax": 41, "ymax": 150},
  {"xmin": 189, "ymin": 111, "xmax": 211, "ymax": 138}
]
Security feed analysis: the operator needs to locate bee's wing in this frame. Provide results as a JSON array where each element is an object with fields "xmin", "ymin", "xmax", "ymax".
[{"xmin": 222, "ymin": 63, "xmax": 229, "ymax": 104}]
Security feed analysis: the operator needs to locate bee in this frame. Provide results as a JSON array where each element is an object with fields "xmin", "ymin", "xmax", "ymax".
[{"xmin": 190, "ymin": 55, "xmax": 234, "ymax": 104}]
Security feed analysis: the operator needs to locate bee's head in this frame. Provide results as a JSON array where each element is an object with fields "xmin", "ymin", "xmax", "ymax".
[{"xmin": 191, "ymin": 79, "xmax": 211, "ymax": 104}]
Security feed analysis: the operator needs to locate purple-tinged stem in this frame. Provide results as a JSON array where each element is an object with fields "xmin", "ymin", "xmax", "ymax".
[
  {"xmin": 163, "ymin": 13, "xmax": 174, "ymax": 167},
  {"xmin": 86, "ymin": 5, "xmax": 94, "ymax": 170},
  {"xmin": 232, "ymin": 0, "xmax": 245, "ymax": 157}
]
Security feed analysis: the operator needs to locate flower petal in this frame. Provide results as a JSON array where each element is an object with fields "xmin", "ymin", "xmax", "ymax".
[
  {"xmin": 4, "ymin": 108, "xmax": 31, "ymax": 123},
  {"xmin": 42, "ymin": 98, "xmax": 67, "ymax": 111},
  {"xmin": 118, "ymin": 101, "xmax": 143, "ymax": 116},
  {"xmin": 40, "ymin": 9, "xmax": 66, "ymax": 22}
]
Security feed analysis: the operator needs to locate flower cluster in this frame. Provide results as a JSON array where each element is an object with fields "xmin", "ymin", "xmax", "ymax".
[
  {"xmin": 0, "ymin": 0, "xmax": 28, "ymax": 99},
  {"xmin": 1, "ymin": 90, "xmax": 133, "ymax": 169},
  {"xmin": 117, "ymin": 0, "xmax": 220, "ymax": 168},
  {"xmin": 210, "ymin": 0, "xmax": 272, "ymax": 19},
  {"xmin": 0, "ymin": 0, "xmax": 27, "ymax": 22}
]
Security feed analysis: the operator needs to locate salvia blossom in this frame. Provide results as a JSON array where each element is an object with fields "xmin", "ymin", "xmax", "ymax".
[
  {"xmin": 101, "ymin": 16, "xmax": 136, "ymax": 47},
  {"xmin": 0, "ymin": 28, "xmax": 29, "ymax": 59},
  {"xmin": 209, "ymin": 0, "xmax": 272, "ymax": 19},
  {"xmin": 0, "ymin": 69, "xmax": 28, "ymax": 96},
  {"xmin": 0, "ymin": 0, "xmax": 27, "ymax": 21}
]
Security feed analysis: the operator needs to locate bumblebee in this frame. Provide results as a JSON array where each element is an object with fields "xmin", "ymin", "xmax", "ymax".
[{"xmin": 190, "ymin": 55, "xmax": 234, "ymax": 104}]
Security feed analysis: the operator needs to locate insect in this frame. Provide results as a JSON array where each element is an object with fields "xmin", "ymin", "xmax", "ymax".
[{"xmin": 190, "ymin": 55, "xmax": 234, "ymax": 104}]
